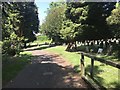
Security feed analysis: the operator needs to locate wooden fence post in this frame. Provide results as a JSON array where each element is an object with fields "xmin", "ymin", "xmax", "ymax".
[
  {"xmin": 90, "ymin": 58, "xmax": 94, "ymax": 78},
  {"xmin": 80, "ymin": 53, "xmax": 85, "ymax": 77}
]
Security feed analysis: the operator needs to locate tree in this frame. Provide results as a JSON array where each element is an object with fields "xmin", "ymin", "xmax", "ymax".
[
  {"xmin": 2, "ymin": 1, "xmax": 39, "ymax": 55},
  {"xmin": 41, "ymin": 1, "xmax": 115, "ymax": 52},
  {"xmin": 60, "ymin": 1, "xmax": 115, "ymax": 51},
  {"xmin": 106, "ymin": 2, "xmax": 120, "ymax": 57},
  {"xmin": 2, "ymin": 2, "xmax": 22, "ymax": 55},
  {"xmin": 41, "ymin": 2, "xmax": 66, "ymax": 44},
  {"xmin": 12, "ymin": 2, "xmax": 39, "ymax": 47},
  {"xmin": 86, "ymin": 2, "xmax": 115, "ymax": 40},
  {"xmin": 60, "ymin": 1, "xmax": 90, "ymax": 51},
  {"xmin": 107, "ymin": 2, "xmax": 120, "ymax": 39}
]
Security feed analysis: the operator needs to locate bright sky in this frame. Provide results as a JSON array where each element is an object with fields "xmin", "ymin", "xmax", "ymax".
[
  {"xmin": 35, "ymin": 1, "xmax": 50, "ymax": 25},
  {"xmin": 35, "ymin": 0, "xmax": 66, "ymax": 25}
]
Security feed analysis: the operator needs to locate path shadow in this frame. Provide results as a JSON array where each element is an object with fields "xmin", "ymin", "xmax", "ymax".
[{"xmin": 3, "ymin": 54, "xmax": 94, "ymax": 89}]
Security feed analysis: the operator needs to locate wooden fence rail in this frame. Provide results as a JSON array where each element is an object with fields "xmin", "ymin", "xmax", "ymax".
[
  {"xmin": 80, "ymin": 51, "xmax": 120, "ymax": 79},
  {"xmin": 80, "ymin": 52, "xmax": 120, "ymax": 90}
]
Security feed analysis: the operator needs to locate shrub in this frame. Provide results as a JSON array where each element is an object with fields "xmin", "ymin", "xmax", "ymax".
[{"xmin": 2, "ymin": 40, "xmax": 19, "ymax": 56}]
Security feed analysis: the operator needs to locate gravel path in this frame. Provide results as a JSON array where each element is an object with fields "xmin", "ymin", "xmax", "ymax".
[{"xmin": 3, "ymin": 49, "xmax": 93, "ymax": 88}]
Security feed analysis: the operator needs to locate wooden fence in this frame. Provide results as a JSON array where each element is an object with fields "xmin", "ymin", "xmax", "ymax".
[{"xmin": 80, "ymin": 51, "xmax": 120, "ymax": 89}]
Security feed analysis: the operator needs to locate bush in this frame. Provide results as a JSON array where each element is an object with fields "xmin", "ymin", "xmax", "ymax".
[
  {"xmin": 2, "ymin": 40, "xmax": 19, "ymax": 56},
  {"xmin": 7, "ymin": 48, "xmax": 16, "ymax": 56},
  {"xmin": 2, "ymin": 40, "xmax": 11, "ymax": 54}
]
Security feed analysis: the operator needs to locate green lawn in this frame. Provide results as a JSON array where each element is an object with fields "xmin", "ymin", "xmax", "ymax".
[
  {"xmin": 2, "ymin": 52, "xmax": 32, "ymax": 86},
  {"xmin": 32, "ymin": 35, "xmax": 51, "ymax": 45},
  {"xmin": 45, "ymin": 46, "xmax": 80, "ymax": 66},
  {"xmin": 42, "ymin": 45, "xmax": 120, "ymax": 89}
]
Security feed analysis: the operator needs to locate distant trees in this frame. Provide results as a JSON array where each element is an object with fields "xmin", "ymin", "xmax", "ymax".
[
  {"xmin": 60, "ymin": 2, "xmax": 89, "ymax": 50},
  {"xmin": 60, "ymin": 2, "xmax": 115, "ymax": 51},
  {"xmin": 40, "ymin": 1, "xmax": 120, "ymax": 53},
  {"xmin": 86, "ymin": 2, "xmax": 115, "ymax": 40},
  {"xmin": 18, "ymin": 2, "xmax": 39, "ymax": 43},
  {"xmin": 107, "ymin": 2, "xmax": 120, "ymax": 39},
  {"xmin": 106, "ymin": 2, "xmax": 120, "ymax": 57},
  {"xmin": 41, "ymin": 2, "xmax": 66, "ymax": 44},
  {"xmin": 2, "ymin": 2, "xmax": 39, "ymax": 55}
]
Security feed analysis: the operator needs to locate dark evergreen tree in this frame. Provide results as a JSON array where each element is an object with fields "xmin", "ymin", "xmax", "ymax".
[{"xmin": 2, "ymin": 1, "xmax": 39, "ymax": 55}]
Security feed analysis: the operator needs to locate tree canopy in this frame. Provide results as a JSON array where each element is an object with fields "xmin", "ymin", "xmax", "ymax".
[
  {"xmin": 41, "ymin": 2, "xmax": 66, "ymax": 44},
  {"xmin": 2, "ymin": 1, "xmax": 39, "ymax": 55},
  {"xmin": 40, "ymin": 1, "xmax": 117, "ymax": 51},
  {"xmin": 107, "ymin": 2, "xmax": 120, "ymax": 38}
]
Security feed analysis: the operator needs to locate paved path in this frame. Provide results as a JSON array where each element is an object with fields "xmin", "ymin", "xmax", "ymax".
[{"xmin": 4, "ymin": 48, "xmax": 93, "ymax": 88}]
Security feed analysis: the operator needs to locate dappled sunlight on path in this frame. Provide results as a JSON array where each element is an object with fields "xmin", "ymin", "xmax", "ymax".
[{"xmin": 4, "ymin": 47, "xmax": 93, "ymax": 88}]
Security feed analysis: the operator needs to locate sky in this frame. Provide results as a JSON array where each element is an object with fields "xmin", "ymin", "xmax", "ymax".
[
  {"xmin": 35, "ymin": 1, "xmax": 50, "ymax": 25},
  {"xmin": 35, "ymin": 0, "xmax": 66, "ymax": 25}
]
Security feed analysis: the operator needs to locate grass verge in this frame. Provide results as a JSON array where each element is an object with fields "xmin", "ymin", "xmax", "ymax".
[{"xmin": 2, "ymin": 52, "xmax": 32, "ymax": 86}]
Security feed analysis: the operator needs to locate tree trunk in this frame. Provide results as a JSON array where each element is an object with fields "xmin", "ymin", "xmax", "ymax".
[
  {"xmin": 24, "ymin": 42, "xmax": 27, "ymax": 48},
  {"xmin": 66, "ymin": 42, "xmax": 73, "ymax": 51},
  {"xmin": 97, "ymin": 40, "xmax": 99, "ymax": 45},
  {"xmin": 74, "ymin": 41, "xmax": 77, "ymax": 50},
  {"xmin": 118, "ymin": 39, "xmax": 120, "ymax": 44}
]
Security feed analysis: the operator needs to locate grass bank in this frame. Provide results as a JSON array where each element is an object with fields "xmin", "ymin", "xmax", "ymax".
[{"xmin": 2, "ymin": 52, "xmax": 32, "ymax": 86}]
